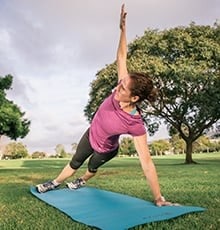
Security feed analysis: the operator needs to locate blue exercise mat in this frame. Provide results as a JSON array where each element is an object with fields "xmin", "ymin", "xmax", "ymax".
[{"xmin": 30, "ymin": 186, "xmax": 205, "ymax": 230}]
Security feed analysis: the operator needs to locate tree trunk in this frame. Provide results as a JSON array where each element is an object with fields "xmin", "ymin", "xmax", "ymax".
[{"xmin": 185, "ymin": 141, "xmax": 197, "ymax": 164}]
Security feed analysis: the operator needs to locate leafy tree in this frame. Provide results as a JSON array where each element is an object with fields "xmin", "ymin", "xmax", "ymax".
[
  {"xmin": 3, "ymin": 142, "xmax": 28, "ymax": 159},
  {"xmin": 207, "ymin": 121, "xmax": 220, "ymax": 138},
  {"xmin": 0, "ymin": 74, "xmax": 31, "ymax": 141},
  {"xmin": 119, "ymin": 136, "xmax": 136, "ymax": 156},
  {"xmin": 84, "ymin": 22, "xmax": 220, "ymax": 164},
  {"xmin": 55, "ymin": 144, "xmax": 67, "ymax": 158},
  {"xmin": 71, "ymin": 142, "xmax": 78, "ymax": 154},
  {"xmin": 32, "ymin": 151, "xmax": 47, "ymax": 159},
  {"xmin": 170, "ymin": 134, "xmax": 186, "ymax": 154},
  {"xmin": 209, "ymin": 139, "xmax": 220, "ymax": 152},
  {"xmin": 193, "ymin": 135, "xmax": 210, "ymax": 153},
  {"xmin": 149, "ymin": 139, "xmax": 171, "ymax": 156}
]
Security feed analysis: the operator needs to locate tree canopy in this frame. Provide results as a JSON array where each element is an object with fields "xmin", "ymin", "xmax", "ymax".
[
  {"xmin": 0, "ymin": 74, "xmax": 30, "ymax": 140},
  {"xmin": 84, "ymin": 22, "xmax": 220, "ymax": 163},
  {"xmin": 3, "ymin": 142, "xmax": 28, "ymax": 159},
  {"xmin": 119, "ymin": 137, "xmax": 136, "ymax": 156}
]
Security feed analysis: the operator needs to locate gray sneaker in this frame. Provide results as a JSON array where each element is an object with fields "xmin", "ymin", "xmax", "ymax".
[
  {"xmin": 66, "ymin": 178, "xmax": 86, "ymax": 190},
  {"xmin": 36, "ymin": 181, "xmax": 59, "ymax": 193}
]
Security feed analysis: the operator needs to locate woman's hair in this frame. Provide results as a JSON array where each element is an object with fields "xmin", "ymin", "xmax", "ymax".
[{"xmin": 128, "ymin": 72, "xmax": 158, "ymax": 103}]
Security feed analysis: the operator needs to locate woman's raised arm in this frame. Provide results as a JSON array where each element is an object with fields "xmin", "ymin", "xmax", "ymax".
[{"xmin": 116, "ymin": 4, "xmax": 128, "ymax": 82}]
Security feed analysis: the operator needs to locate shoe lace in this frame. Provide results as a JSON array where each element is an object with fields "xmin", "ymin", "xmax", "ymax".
[
  {"xmin": 75, "ymin": 178, "xmax": 83, "ymax": 186},
  {"xmin": 44, "ymin": 181, "xmax": 55, "ymax": 189}
]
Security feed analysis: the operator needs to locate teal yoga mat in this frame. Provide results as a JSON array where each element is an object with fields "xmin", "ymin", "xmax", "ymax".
[{"xmin": 30, "ymin": 186, "xmax": 205, "ymax": 230}]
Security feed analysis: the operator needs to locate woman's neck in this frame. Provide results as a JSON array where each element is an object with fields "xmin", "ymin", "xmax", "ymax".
[{"xmin": 119, "ymin": 102, "xmax": 137, "ymax": 114}]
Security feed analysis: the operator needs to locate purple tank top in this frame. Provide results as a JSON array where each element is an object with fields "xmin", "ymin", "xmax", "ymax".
[{"xmin": 89, "ymin": 91, "xmax": 146, "ymax": 153}]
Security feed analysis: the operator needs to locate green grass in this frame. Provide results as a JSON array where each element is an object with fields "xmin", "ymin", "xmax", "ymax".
[{"xmin": 0, "ymin": 153, "xmax": 220, "ymax": 230}]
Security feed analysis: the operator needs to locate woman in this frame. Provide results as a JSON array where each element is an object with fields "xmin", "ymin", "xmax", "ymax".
[{"xmin": 36, "ymin": 4, "xmax": 173, "ymax": 206}]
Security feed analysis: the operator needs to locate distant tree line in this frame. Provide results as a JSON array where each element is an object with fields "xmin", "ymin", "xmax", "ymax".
[
  {"xmin": 0, "ymin": 135, "xmax": 219, "ymax": 160},
  {"xmin": 119, "ymin": 135, "xmax": 220, "ymax": 157},
  {"xmin": 0, "ymin": 142, "xmax": 77, "ymax": 160}
]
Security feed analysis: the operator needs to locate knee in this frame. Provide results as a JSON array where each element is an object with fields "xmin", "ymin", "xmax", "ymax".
[
  {"xmin": 88, "ymin": 167, "xmax": 98, "ymax": 173},
  {"xmin": 69, "ymin": 159, "xmax": 83, "ymax": 169}
]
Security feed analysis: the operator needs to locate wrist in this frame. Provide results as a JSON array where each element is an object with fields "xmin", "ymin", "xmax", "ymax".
[{"xmin": 154, "ymin": 196, "xmax": 166, "ymax": 204}]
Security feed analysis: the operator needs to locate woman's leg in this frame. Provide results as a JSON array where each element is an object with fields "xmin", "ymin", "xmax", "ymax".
[
  {"xmin": 54, "ymin": 163, "xmax": 76, "ymax": 184},
  {"xmin": 81, "ymin": 170, "xmax": 96, "ymax": 182},
  {"xmin": 36, "ymin": 129, "xmax": 94, "ymax": 193},
  {"xmin": 55, "ymin": 128, "xmax": 94, "ymax": 184},
  {"xmin": 79, "ymin": 148, "xmax": 119, "ymax": 182}
]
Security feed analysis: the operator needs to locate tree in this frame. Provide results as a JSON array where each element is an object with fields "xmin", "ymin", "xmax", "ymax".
[
  {"xmin": 119, "ymin": 136, "xmax": 136, "ymax": 156},
  {"xmin": 71, "ymin": 142, "xmax": 78, "ymax": 154},
  {"xmin": 55, "ymin": 144, "xmax": 67, "ymax": 158},
  {"xmin": 170, "ymin": 134, "xmax": 185, "ymax": 154},
  {"xmin": 84, "ymin": 22, "xmax": 220, "ymax": 164},
  {"xmin": 0, "ymin": 75, "xmax": 31, "ymax": 141},
  {"xmin": 149, "ymin": 139, "xmax": 171, "ymax": 156},
  {"xmin": 209, "ymin": 139, "xmax": 220, "ymax": 152},
  {"xmin": 3, "ymin": 142, "xmax": 28, "ymax": 159},
  {"xmin": 32, "ymin": 151, "xmax": 47, "ymax": 159}
]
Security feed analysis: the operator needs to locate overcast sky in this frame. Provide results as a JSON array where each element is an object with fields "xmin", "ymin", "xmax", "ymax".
[{"xmin": 0, "ymin": 0, "xmax": 219, "ymax": 154}]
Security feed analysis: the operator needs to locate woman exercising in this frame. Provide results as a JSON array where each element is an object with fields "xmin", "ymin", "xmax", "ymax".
[{"xmin": 36, "ymin": 4, "xmax": 174, "ymax": 206}]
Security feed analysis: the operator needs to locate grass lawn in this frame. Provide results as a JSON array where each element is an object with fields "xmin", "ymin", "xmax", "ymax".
[{"xmin": 0, "ymin": 153, "xmax": 219, "ymax": 230}]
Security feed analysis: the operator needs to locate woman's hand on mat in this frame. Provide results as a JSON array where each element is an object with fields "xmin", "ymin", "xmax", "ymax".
[{"xmin": 155, "ymin": 196, "xmax": 180, "ymax": 207}]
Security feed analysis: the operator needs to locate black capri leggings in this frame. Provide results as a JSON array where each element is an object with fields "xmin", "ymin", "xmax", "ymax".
[{"xmin": 70, "ymin": 128, "xmax": 118, "ymax": 173}]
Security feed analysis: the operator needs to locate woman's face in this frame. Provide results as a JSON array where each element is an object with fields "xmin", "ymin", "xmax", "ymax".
[{"xmin": 114, "ymin": 76, "xmax": 133, "ymax": 102}]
